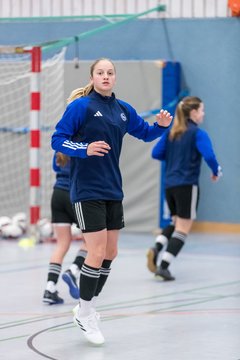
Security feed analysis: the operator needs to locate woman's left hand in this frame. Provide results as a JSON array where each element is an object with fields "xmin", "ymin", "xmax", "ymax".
[{"xmin": 156, "ymin": 109, "xmax": 173, "ymax": 127}]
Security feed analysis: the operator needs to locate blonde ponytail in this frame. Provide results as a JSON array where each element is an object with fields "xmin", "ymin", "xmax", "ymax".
[
  {"xmin": 169, "ymin": 96, "xmax": 202, "ymax": 140},
  {"xmin": 56, "ymin": 152, "xmax": 70, "ymax": 167},
  {"xmin": 67, "ymin": 83, "xmax": 93, "ymax": 104},
  {"xmin": 169, "ymin": 102, "xmax": 187, "ymax": 140}
]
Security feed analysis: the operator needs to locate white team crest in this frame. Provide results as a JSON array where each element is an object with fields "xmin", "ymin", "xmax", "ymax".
[{"xmin": 120, "ymin": 113, "xmax": 127, "ymax": 121}]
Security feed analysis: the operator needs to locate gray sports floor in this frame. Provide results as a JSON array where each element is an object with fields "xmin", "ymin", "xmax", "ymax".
[{"xmin": 0, "ymin": 232, "xmax": 239, "ymax": 360}]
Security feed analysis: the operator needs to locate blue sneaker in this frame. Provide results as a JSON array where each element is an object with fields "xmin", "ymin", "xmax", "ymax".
[
  {"xmin": 43, "ymin": 290, "xmax": 64, "ymax": 305},
  {"xmin": 62, "ymin": 269, "xmax": 79, "ymax": 299}
]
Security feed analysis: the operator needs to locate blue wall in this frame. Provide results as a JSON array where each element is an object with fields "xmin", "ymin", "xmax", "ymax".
[{"xmin": 0, "ymin": 18, "xmax": 239, "ymax": 223}]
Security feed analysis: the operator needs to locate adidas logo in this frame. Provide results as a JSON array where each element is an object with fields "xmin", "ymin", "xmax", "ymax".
[{"xmin": 94, "ymin": 111, "xmax": 103, "ymax": 117}]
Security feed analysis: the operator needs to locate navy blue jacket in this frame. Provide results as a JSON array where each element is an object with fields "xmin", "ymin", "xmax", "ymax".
[
  {"xmin": 52, "ymin": 152, "xmax": 70, "ymax": 191},
  {"xmin": 52, "ymin": 90, "xmax": 170, "ymax": 203},
  {"xmin": 152, "ymin": 119, "xmax": 220, "ymax": 189}
]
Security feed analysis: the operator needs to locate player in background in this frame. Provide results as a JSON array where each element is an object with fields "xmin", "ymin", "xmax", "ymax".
[
  {"xmin": 43, "ymin": 151, "xmax": 87, "ymax": 305},
  {"xmin": 147, "ymin": 96, "xmax": 222, "ymax": 281}
]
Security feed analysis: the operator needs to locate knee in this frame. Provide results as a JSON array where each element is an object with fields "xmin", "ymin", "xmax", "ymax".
[
  {"xmin": 106, "ymin": 247, "xmax": 118, "ymax": 261},
  {"xmin": 94, "ymin": 252, "xmax": 106, "ymax": 265},
  {"xmin": 91, "ymin": 245, "xmax": 107, "ymax": 264}
]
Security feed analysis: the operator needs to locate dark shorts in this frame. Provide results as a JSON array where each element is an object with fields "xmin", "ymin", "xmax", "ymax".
[
  {"xmin": 51, "ymin": 188, "xmax": 77, "ymax": 224},
  {"xmin": 73, "ymin": 200, "xmax": 125, "ymax": 233},
  {"xmin": 165, "ymin": 185, "xmax": 199, "ymax": 220}
]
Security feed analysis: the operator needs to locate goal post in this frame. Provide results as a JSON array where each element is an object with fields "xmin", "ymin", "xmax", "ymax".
[
  {"xmin": 0, "ymin": 45, "xmax": 66, "ymax": 239},
  {"xmin": 29, "ymin": 46, "xmax": 41, "ymax": 236}
]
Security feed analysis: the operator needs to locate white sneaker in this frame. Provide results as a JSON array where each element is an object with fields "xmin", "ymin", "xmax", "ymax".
[
  {"xmin": 72, "ymin": 304, "xmax": 79, "ymax": 316},
  {"xmin": 73, "ymin": 307, "xmax": 104, "ymax": 345},
  {"xmin": 72, "ymin": 304, "xmax": 100, "ymax": 319}
]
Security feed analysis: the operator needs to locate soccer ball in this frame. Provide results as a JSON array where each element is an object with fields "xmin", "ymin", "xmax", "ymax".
[
  {"xmin": 37, "ymin": 218, "xmax": 53, "ymax": 239},
  {"xmin": 71, "ymin": 223, "xmax": 82, "ymax": 237},
  {"xmin": 1, "ymin": 222, "xmax": 23, "ymax": 239},
  {"xmin": 12, "ymin": 212, "xmax": 27, "ymax": 233},
  {"xmin": 71, "ymin": 223, "xmax": 83, "ymax": 240},
  {"xmin": 0, "ymin": 216, "xmax": 11, "ymax": 229},
  {"xmin": 0, "ymin": 216, "xmax": 12, "ymax": 238}
]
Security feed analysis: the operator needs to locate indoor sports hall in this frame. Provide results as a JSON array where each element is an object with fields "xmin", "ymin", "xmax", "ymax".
[{"xmin": 0, "ymin": 1, "xmax": 239, "ymax": 359}]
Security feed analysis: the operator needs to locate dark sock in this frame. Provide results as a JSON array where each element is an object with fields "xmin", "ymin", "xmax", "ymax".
[
  {"xmin": 155, "ymin": 242, "xmax": 164, "ymax": 252},
  {"xmin": 155, "ymin": 224, "xmax": 175, "ymax": 252},
  {"xmin": 47, "ymin": 262, "xmax": 62, "ymax": 284},
  {"xmin": 80, "ymin": 263, "xmax": 100, "ymax": 301},
  {"xmin": 160, "ymin": 231, "xmax": 186, "ymax": 269},
  {"xmin": 73, "ymin": 249, "xmax": 87, "ymax": 270},
  {"xmin": 95, "ymin": 259, "xmax": 112, "ymax": 297},
  {"xmin": 162, "ymin": 224, "xmax": 175, "ymax": 239}
]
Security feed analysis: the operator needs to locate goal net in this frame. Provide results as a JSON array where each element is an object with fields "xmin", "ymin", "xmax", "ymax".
[{"xmin": 0, "ymin": 46, "xmax": 66, "ymax": 231}]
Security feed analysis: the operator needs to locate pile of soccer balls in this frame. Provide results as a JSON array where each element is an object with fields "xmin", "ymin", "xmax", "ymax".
[
  {"xmin": 0, "ymin": 213, "xmax": 83, "ymax": 242},
  {"xmin": 0, "ymin": 213, "xmax": 27, "ymax": 239}
]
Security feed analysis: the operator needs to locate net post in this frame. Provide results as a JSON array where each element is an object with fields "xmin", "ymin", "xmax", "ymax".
[{"xmin": 29, "ymin": 46, "xmax": 41, "ymax": 240}]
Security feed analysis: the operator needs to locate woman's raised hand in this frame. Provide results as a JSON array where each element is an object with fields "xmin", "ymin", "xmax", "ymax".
[{"xmin": 156, "ymin": 109, "xmax": 173, "ymax": 127}]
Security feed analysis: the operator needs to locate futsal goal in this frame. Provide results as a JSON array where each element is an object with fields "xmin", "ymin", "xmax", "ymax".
[{"xmin": 0, "ymin": 45, "xmax": 66, "ymax": 236}]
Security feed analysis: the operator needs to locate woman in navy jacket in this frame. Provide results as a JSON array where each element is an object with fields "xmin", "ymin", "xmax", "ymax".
[
  {"xmin": 51, "ymin": 58, "xmax": 172, "ymax": 345},
  {"xmin": 147, "ymin": 96, "xmax": 222, "ymax": 282}
]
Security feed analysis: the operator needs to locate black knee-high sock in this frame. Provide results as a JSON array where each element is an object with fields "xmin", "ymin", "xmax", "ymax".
[
  {"xmin": 73, "ymin": 249, "xmax": 87, "ymax": 270},
  {"xmin": 95, "ymin": 259, "xmax": 112, "ymax": 297},
  {"xmin": 155, "ymin": 224, "xmax": 175, "ymax": 252},
  {"xmin": 47, "ymin": 263, "xmax": 62, "ymax": 284},
  {"xmin": 80, "ymin": 264, "xmax": 100, "ymax": 301},
  {"xmin": 160, "ymin": 231, "xmax": 186, "ymax": 269}
]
